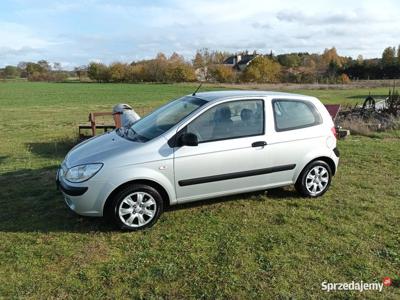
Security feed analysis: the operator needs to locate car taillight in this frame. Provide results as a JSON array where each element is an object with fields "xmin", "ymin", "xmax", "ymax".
[{"xmin": 331, "ymin": 126, "xmax": 337, "ymax": 139}]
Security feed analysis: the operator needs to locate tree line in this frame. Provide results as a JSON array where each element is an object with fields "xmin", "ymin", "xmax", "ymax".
[
  {"xmin": 1, "ymin": 60, "xmax": 70, "ymax": 82},
  {"xmin": 86, "ymin": 52, "xmax": 196, "ymax": 83},
  {"xmin": 2, "ymin": 46, "xmax": 400, "ymax": 84}
]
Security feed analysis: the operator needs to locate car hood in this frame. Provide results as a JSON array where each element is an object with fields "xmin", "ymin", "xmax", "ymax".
[{"xmin": 65, "ymin": 131, "xmax": 141, "ymax": 167}]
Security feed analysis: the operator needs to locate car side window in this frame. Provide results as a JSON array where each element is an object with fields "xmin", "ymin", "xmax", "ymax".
[
  {"xmin": 186, "ymin": 99, "xmax": 264, "ymax": 143},
  {"xmin": 272, "ymin": 99, "xmax": 322, "ymax": 131}
]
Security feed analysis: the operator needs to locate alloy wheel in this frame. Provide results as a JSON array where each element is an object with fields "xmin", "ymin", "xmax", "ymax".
[
  {"xmin": 118, "ymin": 192, "xmax": 157, "ymax": 228},
  {"xmin": 305, "ymin": 166, "xmax": 329, "ymax": 196}
]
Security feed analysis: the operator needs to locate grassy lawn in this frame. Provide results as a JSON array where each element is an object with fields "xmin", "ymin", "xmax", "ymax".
[{"xmin": 0, "ymin": 82, "xmax": 399, "ymax": 299}]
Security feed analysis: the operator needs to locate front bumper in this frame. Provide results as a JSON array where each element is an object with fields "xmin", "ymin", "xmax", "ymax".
[
  {"xmin": 56, "ymin": 176, "xmax": 88, "ymax": 196},
  {"xmin": 56, "ymin": 168, "xmax": 114, "ymax": 217}
]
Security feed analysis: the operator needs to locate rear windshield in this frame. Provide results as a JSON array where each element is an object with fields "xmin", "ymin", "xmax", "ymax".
[{"xmin": 123, "ymin": 96, "xmax": 207, "ymax": 142}]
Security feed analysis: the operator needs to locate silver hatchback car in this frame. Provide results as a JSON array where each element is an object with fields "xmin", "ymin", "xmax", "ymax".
[{"xmin": 57, "ymin": 91, "xmax": 339, "ymax": 230}]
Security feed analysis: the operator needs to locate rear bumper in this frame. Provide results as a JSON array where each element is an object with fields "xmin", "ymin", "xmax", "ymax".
[
  {"xmin": 330, "ymin": 148, "xmax": 340, "ymax": 175},
  {"xmin": 333, "ymin": 147, "xmax": 340, "ymax": 157}
]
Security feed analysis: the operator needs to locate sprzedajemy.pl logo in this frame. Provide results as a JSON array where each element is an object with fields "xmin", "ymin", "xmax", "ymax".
[{"xmin": 321, "ymin": 277, "xmax": 392, "ymax": 293}]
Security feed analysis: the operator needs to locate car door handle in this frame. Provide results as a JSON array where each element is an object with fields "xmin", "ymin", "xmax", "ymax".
[{"xmin": 252, "ymin": 141, "xmax": 267, "ymax": 147}]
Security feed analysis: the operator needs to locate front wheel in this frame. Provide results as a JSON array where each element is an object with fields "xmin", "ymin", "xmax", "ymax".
[
  {"xmin": 107, "ymin": 184, "xmax": 163, "ymax": 231},
  {"xmin": 295, "ymin": 160, "xmax": 332, "ymax": 197}
]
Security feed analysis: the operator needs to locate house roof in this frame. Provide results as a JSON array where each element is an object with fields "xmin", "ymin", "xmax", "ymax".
[
  {"xmin": 237, "ymin": 54, "xmax": 257, "ymax": 66},
  {"xmin": 223, "ymin": 54, "xmax": 258, "ymax": 65},
  {"xmin": 224, "ymin": 56, "xmax": 236, "ymax": 64}
]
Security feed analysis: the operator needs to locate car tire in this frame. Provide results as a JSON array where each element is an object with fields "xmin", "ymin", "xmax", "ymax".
[
  {"xmin": 295, "ymin": 160, "xmax": 332, "ymax": 197},
  {"xmin": 107, "ymin": 184, "xmax": 164, "ymax": 231}
]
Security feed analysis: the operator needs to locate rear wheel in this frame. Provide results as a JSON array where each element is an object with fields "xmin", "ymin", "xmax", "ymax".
[
  {"xmin": 295, "ymin": 160, "xmax": 332, "ymax": 197},
  {"xmin": 107, "ymin": 184, "xmax": 163, "ymax": 231}
]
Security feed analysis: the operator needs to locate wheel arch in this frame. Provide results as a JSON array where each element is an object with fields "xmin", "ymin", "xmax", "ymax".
[
  {"xmin": 312, "ymin": 156, "xmax": 336, "ymax": 176},
  {"xmin": 299, "ymin": 156, "xmax": 336, "ymax": 178},
  {"xmin": 103, "ymin": 179, "xmax": 171, "ymax": 215}
]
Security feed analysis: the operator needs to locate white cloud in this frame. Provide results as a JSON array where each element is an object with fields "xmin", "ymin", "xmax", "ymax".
[
  {"xmin": 0, "ymin": 22, "xmax": 52, "ymax": 50},
  {"xmin": 1, "ymin": 0, "xmax": 400, "ymax": 67}
]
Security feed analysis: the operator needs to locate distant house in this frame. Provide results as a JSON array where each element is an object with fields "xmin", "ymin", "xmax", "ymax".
[
  {"xmin": 223, "ymin": 53, "xmax": 259, "ymax": 71},
  {"xmin": 195, "ymin": 66, "xmax": 208, "ymax": 81}
]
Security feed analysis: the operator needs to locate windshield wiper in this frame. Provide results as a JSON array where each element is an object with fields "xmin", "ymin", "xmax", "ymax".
[
  {"xmin": 126, "ymin": 127, "xmax": 149, "ymax": 142},
  {"xmin": 128, "ymin": 127, "xmax": 136, "ymax": 136}
]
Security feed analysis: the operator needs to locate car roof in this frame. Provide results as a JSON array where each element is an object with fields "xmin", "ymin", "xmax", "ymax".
[{"xmin": 192, "ymin": 90, "xmax": 313, "ymax": 102}]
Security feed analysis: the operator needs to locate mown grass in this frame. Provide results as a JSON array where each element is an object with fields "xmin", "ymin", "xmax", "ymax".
[{"xmin": 0, "ymin": 82, "xmax": 399, "ymax": 299}]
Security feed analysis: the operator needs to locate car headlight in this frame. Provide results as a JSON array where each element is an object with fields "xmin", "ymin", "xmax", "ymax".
[{"xmin": 65, "ymin": 163, "xmax": 103, "ymax": 183}]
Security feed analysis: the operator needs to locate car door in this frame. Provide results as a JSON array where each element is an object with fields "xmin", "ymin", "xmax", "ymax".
[{"xmin": 173, "ymin": 98, "xmax": 294, "ymax": 203}]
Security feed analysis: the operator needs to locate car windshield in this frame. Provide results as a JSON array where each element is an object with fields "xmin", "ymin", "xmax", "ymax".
[{"xmin": 122, "ymin": 96, "xmax": 207, "ymax": 142}]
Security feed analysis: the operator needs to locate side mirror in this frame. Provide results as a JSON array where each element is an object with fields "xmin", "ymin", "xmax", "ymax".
[{"xmin": 179, "ymin": 132, "xmax": 198, "ymax": 147}]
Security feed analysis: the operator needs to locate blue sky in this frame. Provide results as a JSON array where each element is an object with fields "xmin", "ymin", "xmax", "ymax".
[{"xmin": 1, "ymin": 0, "xmax": 400, "ymax": 69}]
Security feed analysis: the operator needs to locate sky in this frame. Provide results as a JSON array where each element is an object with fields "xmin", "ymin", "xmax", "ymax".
[{"xmin": 1, "ymin": 0, "xmax": 400, "ymax": 69}]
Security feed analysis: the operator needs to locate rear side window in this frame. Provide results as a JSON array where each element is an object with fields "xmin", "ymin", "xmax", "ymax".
[
  {"xmin": 186, "ymin": 99, "xmax": 264, "ymax": 143},
  {"xmin": 272, "ymin": 99, "xmax": 322, "ymax": 131}
]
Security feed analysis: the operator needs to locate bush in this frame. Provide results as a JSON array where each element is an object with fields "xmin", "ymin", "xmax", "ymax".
[
  {"xmin": 339, "ymin": 73, "xmax": 351, "ymax": 84},
  {"xmin": 166, "ymin": 63, "xmax": 196, "ymax": 82},
  {"xmin": 385, "ymin": 88, "xmax": 400, "ymax": 116},
  {"xmin": 28, "ymin": 71, "xmax": 68, "ymax": 82},
  {"xmin": 340, "ymin": 117, "xmax": 374, "ymax": 136},
  {"xmin": 110, "ymin": 63, "xmax": 128, "ymax": 82},
  {"xmin": 87, "ymin": 62, "xmax": 111, "ymax": 82},
  {"xmin": 240, "ymin": 56, "xmax": 281, "ymax": 83},
  {"xmin": 126, "ymin": 64, "xmax": 145, "ymax": 83},
  {"xmin": 209, "ymin": 65, "xmax": 236, "ymax": 83},
  {"xmin": 3, "ymin": 66, "xmax": 20, "ymax": 78}
]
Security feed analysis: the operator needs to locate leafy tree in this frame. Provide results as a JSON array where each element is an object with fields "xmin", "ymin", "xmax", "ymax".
[
  {"xmin": 145, "ymin": 53, "xmax": 168, "ymax": 82},
  {"xmin": 166, "ymin": 62, "xmax": 196, "ymax": 82},
  {"xmin": 193, "ymin": 51, "xmax": 205, "ymax": 69},
  {"xmin": 382, "ymin": 47, "xmax": 396, "ymax": 66},
  {"xmin": 209, "ymin": 64, "xmax": 236, "ymax": 83},
  {"xmin": 156, "ymin": 52, "xmax": 167, "ymax": 61},
  {"xmin": 87, "ymin": 62, "xmax": 100, "ymax": 81},
  {"xmin": 110, "ymin": 62, "xmax": 128, "ymax": 82},
  {"xmin": 192, "ymin": 49, "xmax": 231, "ymax": 81},
  {"xmin": 301, "ymin": 56, "xmax": 317, "ymax": 69},
  {"xmin": 339, "ymin": 73, "xmax": 351, "ymax": 84},
  {"xmin": 26, "ymin": 62, "xmax": 46, "ymax": 79},
  {"xmin": 166, "ymin": 54, "xmax": 195, "ymax": 82},
  {"xmin": 52, "ymin": 72, "xmax": 68, "ymax": 82},
  {"xmin": 192, "ymin": 49, "xmax": 212, "ymax": 80},
  {"xmin": 74, "ymin": 65, "xmax": 87, "ymax": 81},
  {"xmin": 53, "ymin": 62, "xmax": 62, "ymax": 71},
  {"xmin": 241, "ymin": 56, "xmax": 281, "ymax": 83},
  {"xmin": 397, "ymin": 45, "xmax": 400, "ymax": 65},
  {"xmin": 129, "ymin": 53, "xmax": 196, "ymax": 83},
  {"xmin": 322, "ymin": 47, "xmax": 343, "ymax": 67},
  {"xmin": 126, "ymin": 64, "xmax": 145, "ymax": 82},
  {"xmin": 210, "ymin": 50, "xmax": 230, "ymax": 64},
  {"xmin": 327, "ymin": 60, "xmax": 340, "ymax": 77},
  {"xmin": 169, "ymin": 52, "xmax": 184, "ymax": 63},
  {"xmin": 277, "ymin": 54, "xmax": 301, "ymax": 67},
  {"xmin": 17, "ymin": 62, "xmax": 28, "ymax": 77},
  {"xmin": 17, "ymin": 62, "xmax": 27, "ymax": 70},
  {"xmin": 37, "ymin": 60, "xmax": 51, "ymax": 72},
  {"xmin": 3, "ymin": 65, "xmax": 19, "ymax": 78},
  {"xmin": 87, "ymin": 62, "xmax": 111, "ymax": 82}
]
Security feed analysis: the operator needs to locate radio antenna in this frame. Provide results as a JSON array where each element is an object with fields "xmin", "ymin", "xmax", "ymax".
[{"xmin": 192, "ymin": 82, "xmax": 203, "ymax": 96}]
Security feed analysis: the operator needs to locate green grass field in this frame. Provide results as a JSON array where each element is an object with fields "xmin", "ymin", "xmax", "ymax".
[{"xmin": 0, "ymin": 82, "xmax": 399, "ymax": 299}]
